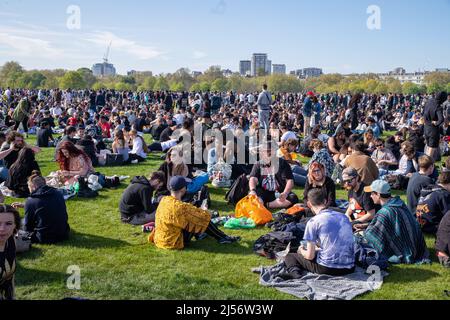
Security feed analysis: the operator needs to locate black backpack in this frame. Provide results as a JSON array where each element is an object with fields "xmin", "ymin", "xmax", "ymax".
[
  {"xmin": 253, "ymin": 232, "xmax": 300, "ymax": 260},
  {"xmin": 225, "ymin": 174, "xmax": 249, "ymax": 206}
]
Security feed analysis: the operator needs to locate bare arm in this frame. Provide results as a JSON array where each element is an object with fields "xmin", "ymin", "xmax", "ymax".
[{"xmin": 299, "ymin": 242, "xmax": 316, "ymax": 261}]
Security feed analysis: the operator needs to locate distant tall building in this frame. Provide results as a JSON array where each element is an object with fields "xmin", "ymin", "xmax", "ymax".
[
  {"xmin": 391, "ymin": 67, "xmax": 406, "ymax": 75},
  {"xmin": 92, "ymin": 62, "xmax": 116, "ymax": 77},
  {"xmin": 251, "ymin": 53, "xmax": 268, "ymax": 77},
  {"xmin": 239, "ymin": 60, "xmax": 251, "ymax": 76},
  {"xmin": 300, "ymin": 68, "xmax": 323, "ymax": 79},
  {"xmin": 265, "ymin": 60, "xmax": 272, "ymax": 75},
  {"xmin": 272, "ymin": 64, "xmax": 286, "ymax": 75}
]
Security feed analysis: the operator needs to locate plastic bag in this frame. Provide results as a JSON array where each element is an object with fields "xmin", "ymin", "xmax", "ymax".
[
  {"xmin": 87, "ymin": 174, "xmax": 103, "ymax": 191},
  {"xmin": 235, "ymin": 195, "xmax": 273, "ymax": 225},
  {"xmin": 212, "ymin": 159, "xmax": 232, "ymax": 188},
  {"xmin": 224, "ymin": 217, "xmax": 256, "ymax": 229}
]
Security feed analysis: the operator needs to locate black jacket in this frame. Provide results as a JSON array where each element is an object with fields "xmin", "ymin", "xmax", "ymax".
[
  {"xmin": 24, "ymin": 185, "xmax": 70, "ymax": 244},
  {"xmin": 119, "ymin": 176, "xmax": 155, "ymax": 220},
  {"xmin": 77, "ymin": 139, "xmax": 98, "ymax": 167}
]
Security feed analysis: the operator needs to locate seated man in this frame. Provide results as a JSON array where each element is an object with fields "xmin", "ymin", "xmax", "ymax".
[
  {"xmin": 119, "ymin": 171, "xmax": 166, "ymax": 225},
  {"xmin": 436, "ymin": 210, "xmax": 450, "ymax": 268},
  {"xmin": 364, "ymin": 180, "xmax": 429, "ymax": 264},
  {"xmin": 249, "ymin": 141, "xmax": 299, "ymax": 209},
  {"xmin": 281, "ymin": 188, "xmax": 355, "ymax": 279},
  {"xmin": 406, "ymin": 155, "xmax": 435, "ymax": 215},
  {"xmin": 342, "ymin": 141, "xmax": 379, "ymax": 186},
  {"xmin": 371, "ymin": 138, "xmax": 398, "ymax": 172},
  {"xmin": 36, "ymin": 121, "xmax": 55, "ymax": 148},
  {"xmin": 12, "ymin": 171, "xmax": 70, "ymax": 244},
  {"xmin": 415, "ymin": 159, "xmax": 450, "ymax": 234},
  {"xmin": 150, "ymin": 176, "xmax": 240, "ymax": 250},
  {"xmin": 342, "ymin": 167, "xmax": 379, "ymax": 229}
]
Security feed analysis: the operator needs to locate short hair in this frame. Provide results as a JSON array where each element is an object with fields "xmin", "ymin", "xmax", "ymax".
[
  {"xmin": 284, "ymin": 138, "xmax": 298, "ymax": 148},
  {"xmin": 6, "ymin": 131, "xmax": 24, "ymax": 144},
  {"xmin": 307, "ymin": 188, "xmax": 326, "ymax": 206},
  {"xmin": 150, "ymin": 171, "xmax": 165, "ymax": 182},
  {"xmin": 350, "ymin": 141, "xmax": 365, "ymax": 153},
  {"xmin": 28, "ymin": 170, "xmax": 47, "ymax": 189},
  {"xmin": 418, "ymin": 155, "xmax": 434, "ymax": 171},
  {"xmin": 263, "ymin": 84, "xmax": 268, "ymax": 90},
  {"xmin": 438, "ymin": 157, "xmax": 450, "ymax": 185},
  {"xmin": 309, "ymin": 139, "xmax": 324, "ymax": 151},
  {"xmin": 401, "ymin": 141, "xmax": 415, "ymax": 157}
]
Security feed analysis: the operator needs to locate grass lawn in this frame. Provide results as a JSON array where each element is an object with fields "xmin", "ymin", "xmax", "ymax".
[{"xmin": 8, "ymin": 133, "xmax": 450, "ymax": 300}]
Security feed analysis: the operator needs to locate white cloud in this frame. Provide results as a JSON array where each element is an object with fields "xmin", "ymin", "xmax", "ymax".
[
  {"xmin": 193, "ymin": 50, "xmax": 207, "ymax": 59},
  {"xmin": 84, "ymin": 31, "xmax": 164, "ymax": 60},
  {"xmin": 0, "ymin": 32, "xmax": 64, "ymax": 58}
]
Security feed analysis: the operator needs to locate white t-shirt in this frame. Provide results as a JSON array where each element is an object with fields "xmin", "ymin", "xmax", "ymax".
[
  {"xmin": 174, "ymin": 113, "xmax": 185, "ymax": 125},
  {"xmin": 50, "ymin": 106, "xmax": 63, "ymax": 117}
]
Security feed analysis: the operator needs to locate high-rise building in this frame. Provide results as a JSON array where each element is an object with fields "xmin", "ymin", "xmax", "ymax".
[
  {"xmin": 251, "ymin": 53, "xmax": 268, "ymax": 77},
  {"xmin": 239, "ymin": 60, "xmax": 251, "ymax": 76},
  {"xmin": 300, "ymin": 68, "xmax": 323, "ymax": 78},
  {"xmin": 92, "ymin": 62, "xmax": 116, "ymax": 77},
  {"xmin": 265, "ymin": 60, "xmax": 272, "ymax": 75},
  {"xmin": 272, "ymin": 64, "xmax": 286, "ymax": 75}
]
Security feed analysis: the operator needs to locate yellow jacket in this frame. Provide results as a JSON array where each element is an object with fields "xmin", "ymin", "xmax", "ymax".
[{"xmin": 149, "ymin": 196, "xmax": 211, "ymax": 250}]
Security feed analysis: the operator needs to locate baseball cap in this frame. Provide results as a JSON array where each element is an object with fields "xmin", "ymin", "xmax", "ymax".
[
  {"xmin": 342, "ymin": 167, "xmax": 359, "ymax": 181},
  {"xmin": 169, "ymin": 176, "xmax": 189, "ymax": 192},
  {"xmin": 364, "ymin": 180, "xmax": 391, "ymax": 194}
]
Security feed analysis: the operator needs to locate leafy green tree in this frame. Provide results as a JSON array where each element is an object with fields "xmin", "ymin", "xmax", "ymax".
[
  {"xmin": 190, "ymin": 83, "xmax": 201, "ymax": 92},
  {"xmin": 170, "ymin": 81, "xmax": 185, "ymax": 92},
  {"xmin": 138, "ymin": 76, "xmax": 156, "ymax": 91},
  {"xmin": 16, "ymin": 71, "xmax": 47, "ymax": 89},
  {"xmin": 424, "ymin": 72, "xmax": 450, "ymax": 87},
  {"xmin": 211, "ymin": 78, "xmax": 228, "ymax": 92},
  {"xmin": 58, "ymin": 71, "xmax": 87, "ymax": 89},
  {"xmin": 374, "ymin": 83, "xmax": 389, "ymax": 94},
  {"xmin": 199, "ymin": 81, "xmax": 211, "ymax": 92},
  {"xmin": 402, "ymin": 82, "xmax": 420, "ymax": 95},
  {"xmin": 153, "ymin": 76, "xmax": 169, "ymax": 91},
  {"xmin": 427, "ymin": 82, "xmax": 444, "ymax": 94},
  {"xmin": 0, "ymin": 61, "xmax": 25, "ymax": 87},
  {"xmin": 77, "ymin": 68, "xmax": 97, "ymax": 88}
]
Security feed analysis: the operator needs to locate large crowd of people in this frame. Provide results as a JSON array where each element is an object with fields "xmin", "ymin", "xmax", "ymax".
[{"xmin": 1, "ymin": 85, "xmax": 450, "ymax": 300}]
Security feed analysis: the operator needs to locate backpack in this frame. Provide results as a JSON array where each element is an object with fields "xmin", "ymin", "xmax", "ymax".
[
  {"xmin": 225, "ymin": 174, "xmax": 249, "ymax": 206},
  {"xmin": 331, "ymin": 164, "xmax": 344, "ymax": 185},
  {"xmin": 253, "ymin": 232, "xmax": 300, "ymax": 260}
]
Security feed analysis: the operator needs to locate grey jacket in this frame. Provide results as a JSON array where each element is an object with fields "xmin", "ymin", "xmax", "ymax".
[{"xmin": 257, "ymin": 90, "xmax": 273, "ymax": 111}]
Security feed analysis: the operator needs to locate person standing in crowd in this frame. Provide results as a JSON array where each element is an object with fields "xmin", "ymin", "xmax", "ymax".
[
  {"xmin": 302, "ymin": 92, "xmax": 314, "ymax": 137},
  {"xmin": 423, "ymin": 91, "xmax": 447, "ymax": 161},
  {"xmin": 256, "ymin": 84, "xmax": 272, "ymax": 131}
]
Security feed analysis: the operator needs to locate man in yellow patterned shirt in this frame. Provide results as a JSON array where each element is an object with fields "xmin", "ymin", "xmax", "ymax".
[{"xmin": 150, "ymin": 176, "xmax": 240, "ymax": 250}]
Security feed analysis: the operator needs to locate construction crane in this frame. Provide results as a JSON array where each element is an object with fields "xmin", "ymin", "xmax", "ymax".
[{"xmin": 103, "ymin": 41, "xmax": 112, "ymax": 64}]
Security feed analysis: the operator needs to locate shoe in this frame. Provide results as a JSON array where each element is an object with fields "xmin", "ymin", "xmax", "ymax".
[
  {"xmin": 131, "ymin": 160, "xmax": 139, "ymax": 164},
  {"xmin": 218, "ymin": 236, "xmax": 241, "ymax": 244},
  {"xmin": 195, "ymin": 233, "xmax": 208, "ymax": 241}
]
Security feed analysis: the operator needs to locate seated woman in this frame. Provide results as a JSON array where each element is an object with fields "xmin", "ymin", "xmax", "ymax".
[
  {"xmin": 303, "ymin": 162, "xmax": 336, "ymax": 208},
  {"xmin": 328, "ymin": 128, "xmax": 348, "ymax": 163},
  {"xmin": 12, "ymin": 171, "xmax": 70, "ymax": 244},
  {"xmin": 128, "ymin": 129, "xmax": 148, "ymax": 163},
  {"xmin": 149, "ymin": 176, "xmax": 240, "ymax": 250},
  {"xmin": 5, "ymin": 148, "xmax": 40, "ymax": 198},
  {"xmin": 111, "ymin": 129, "xmax": 130, "ymax": 163},
  {"xmin": 56, "ymin": 141, "xmax": 95, "ymax": 185},
  {"xmin": 0, "ymin": 204, "xmax": 21, "ymax": 300},
  {"xmin": 308, "ymin": 139, "xmax": 335, "ymax": 178},
  {"xmin": 363, "ymin": 129, "xmax": 376, "ymax": 154}
]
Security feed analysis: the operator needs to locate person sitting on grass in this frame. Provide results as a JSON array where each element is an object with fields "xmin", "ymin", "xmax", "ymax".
[
  {"xmin": 436, "ymin": 210, "xmax": 450, "ymax": 268},
  {"xmin": 303, "ymin": 162, "xmax": 336, "ymax": 208},
  {"xmin": 56, "ymin": 141, "xmax": 95, "ymax": 185},
  {"xmin": 5, "ymin": 148, "xmax": 40, "ymax": 198},
  {"xmin": 119, "ymin": 171, "xmax": 166, "ymax": 226},
  {"xmin": 0, "ymin": 204, "xmax": 21, "ymax": 300},
  {"xmin": 280, "ymin": 188, "xmax": 355, "ymax": 280},
  {"xmin": 149, "ymin": 176, "xmax": 240, "ymax": 250},
  {"xmin": 363, "ymin": 180, "xmax": 429, "ymax": 264},
  {"xmin": 249, "ymin": 141, "xmax": 299, "ymax": 209},
  {"xmin": 11, "ymin": 171, "xmax": 70, "ymax": 244}
]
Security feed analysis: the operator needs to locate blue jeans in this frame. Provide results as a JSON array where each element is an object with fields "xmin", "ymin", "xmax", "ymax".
[
  {"xmin": 0, "ymin": 166, "xmax": 8, "ymax": 183},
  {"xmin": 258, "ymin": 109, "xmax": 270, "ymax": 130},
  {"xmin": 292, "ymin": 165, "xmax": 307, "ymax": 187}
]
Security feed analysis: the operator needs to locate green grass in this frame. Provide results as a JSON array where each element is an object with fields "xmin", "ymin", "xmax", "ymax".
[{"xmin": 8, "ymin": 133, "xmax": 450, "ymax": 300}]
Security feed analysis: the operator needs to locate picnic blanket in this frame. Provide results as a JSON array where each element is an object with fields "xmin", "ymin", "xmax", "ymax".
[{"xmin": 252, "ymin": 263, "xmax": 388, "ymax": 300}]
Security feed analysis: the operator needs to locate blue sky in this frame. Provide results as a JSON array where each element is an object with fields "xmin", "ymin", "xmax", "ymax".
[{"xmin": 0, "ymin": 0, "xmax": 449, "ymax": 75}]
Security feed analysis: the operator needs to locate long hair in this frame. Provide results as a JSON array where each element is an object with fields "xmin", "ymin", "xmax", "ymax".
[
  {"xmin": 0, "ymin": 204, "xmax": 21, "ymax": 234},
  {"xmin": 308, "ymin": 162, "xmax": 326, "ymax": 186},
  {"xmin": 56, "ymin": 141, "xmax": 90, "ymax": 171},
  {"xmin": 9, "ymin": 148, "xmax": 39, "ymax": 180}
]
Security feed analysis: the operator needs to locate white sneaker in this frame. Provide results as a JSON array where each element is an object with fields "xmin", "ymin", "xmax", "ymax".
[{"xmin": 131, "ymin": 160, "xmax": 139, "ymax": 164}]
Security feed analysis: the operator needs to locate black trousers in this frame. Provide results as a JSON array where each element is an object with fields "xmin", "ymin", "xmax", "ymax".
[
  {"xmin": 127, "ymin": 154, "xmax": 146, "ymax": 163},
  {"xmin": 14, "ymin": 117, "xmax": 29, "ymax": 133},
  {"xmin": 148, "ymin": 142, "xmax": 163, "ymax": 152},
  {"xmin": 183, "ymin": 222, "xmax": 228, "ymax": 243},
  {"xmin": 284, "ymin": 253, "xmax": 355, "ymax": 276}
]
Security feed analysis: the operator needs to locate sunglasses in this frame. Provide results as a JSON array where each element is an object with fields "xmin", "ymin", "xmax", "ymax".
[{"xmin": 342, "ymin": 177, "xmax": 356, "ymax": 184}]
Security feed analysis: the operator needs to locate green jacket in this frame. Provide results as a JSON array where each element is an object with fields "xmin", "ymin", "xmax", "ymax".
[{"xmin": 13, "ymin": 98, "xmax": 30, "ymax": 122}]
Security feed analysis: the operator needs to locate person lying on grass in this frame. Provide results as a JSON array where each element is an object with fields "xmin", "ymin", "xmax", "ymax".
[
  {"xmin": 279, "ymin": 188, "xmax": 355, "ymax": 280},
  {"xmin": 149, "ymin": 176, "xmax": 240, "ymax": 250}
]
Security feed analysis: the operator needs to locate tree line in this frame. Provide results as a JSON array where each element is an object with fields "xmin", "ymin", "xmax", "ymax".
[{"xmin": 1, "ymin": 61, "xmax": 449, "ymax": 94}]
